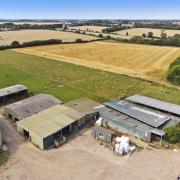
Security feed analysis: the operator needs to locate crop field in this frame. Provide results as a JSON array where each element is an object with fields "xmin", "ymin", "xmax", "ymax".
[
  {"xmin": 69, "ymin": 26, "xmax": 108, "ymax": 32},
  {"xmin": 0, "ymin": 30, "xmax": 99, "ymax": 46},
  {"xmin": 14, "ymin": 41, "xmax": 180, "ymax": 82},
  {"xmin": 0, "ymin": 50, "xmax": 180, "ymax": 105},
  {"xmin": 115, "ymin": 28, "xmax": 180, "ymax": 38}
]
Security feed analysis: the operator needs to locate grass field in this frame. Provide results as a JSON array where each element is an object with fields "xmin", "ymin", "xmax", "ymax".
[
  {"xmin": 115, "ymin": 28, "xmax": 180, "ymax": 38},
  {"xmin": 0, "ymin": 30, "xmax": 99, "ymax": 46},
  {"xmin": 14, "ymin": 41, "xmax": 180, "ymax": 83},
  {"xmin": 0, "ymin": 50, "xmax": 180, "ymax": 105},
  {"xmin": 69, "ymin": 26, "xmax": 108, "ymax": 32}
]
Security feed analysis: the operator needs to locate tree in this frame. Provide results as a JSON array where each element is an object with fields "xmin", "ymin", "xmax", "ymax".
[
  {"xmin": 142, "ymin": 33, "xmax": 146, "ymax": 38},
  {"xmin": 165, "ymin": 125, "xmax": 180, "ymax": 144},
  {"xmin": 75, "ymin": 39, "xmax": 83, "ymax": 43},
  {"xmin": 126, "ymin": 32, "xmax": 129, "ymax": 36},
  {"xmin": 99, "ymin": 34, "xmax": 103, "ymax": 38},
  {"xmin": 11, "ymin": 41, "xmax": 21, "ymax": 48},
  {"xmin": 161, "ymin": 32, "xmax": 167, "ymax": 39},
  {"xmin": 147, "ymin": 32, "xmax": 153, "ymax": 38}
]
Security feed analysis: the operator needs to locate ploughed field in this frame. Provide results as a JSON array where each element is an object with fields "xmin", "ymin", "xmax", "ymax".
[
  {"xmin": 14, "ymin": 41, "xmax": 180, "ymax": 82},
  {"xmin": 0, "ymin": 30, "xmax": 99, "ymax": 46}
]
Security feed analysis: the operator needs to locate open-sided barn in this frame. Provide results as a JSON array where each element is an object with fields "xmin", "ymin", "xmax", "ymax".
[
  {"xmin": 65, "ymin": 98, "xmax": 101, "ymax": 126},
  {"xmin": 0, "ymin": 85, "xmax": 28, "ymax": 105},
  {"xmin": 4, "ymin": 94, "xmax": 62, "ymax": 122},
  {"xmin": 17, "ymin": 105, "xmax": 84, "ymax": 150}
]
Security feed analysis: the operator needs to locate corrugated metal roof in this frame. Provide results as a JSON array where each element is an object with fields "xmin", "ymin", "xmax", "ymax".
[
  {"xmin": 127, "ymin": 95, "xmax": 180, "ymax": 116},
  {"xmin": 150, "ymin": 129, "xmax": 166, "ymax": 136},
  {"xmin": 5, "ymin": 94, "xmax": 63, "ymax": 119},
  {"xmin": 98, "ymin": 106, "xmax": 153, "ymax": 131},
  {"xmin": 17, "ymin": 105, "xmax": 83, "ymax": 138},
  {"xmin": 0, "ymin": 85, "xmax": 27, "ymax": 97},
  {"xmin": 65, "ymin": 98, "xmax": 101, "ymax": 115},
  {"xmin": 104, "ymin": 101, "xmax": 170, "ymax": 128}
]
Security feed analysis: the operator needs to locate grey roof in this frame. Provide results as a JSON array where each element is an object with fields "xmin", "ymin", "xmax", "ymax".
[
  {"xmin": 65, "ymin": 98, "xmax": 101, "ymax": 115},
  {"xmin": 104, "ymin": 101, "xmax": 170, "ymax": 128},
  {"xmin": 98, "ymin": 106, "xmax": 153, "ymax": 132},
  {"xmin": 127, "ymin": 95, "xmax": 180, "ymax": 116},
  {"xmin": 150, "ymin": 129, "xmax": 166, "ymax": 136},
  {"xmin": 0, "ymin": 85, "xmax": 27, "ymax": 98},
  {"xmin": 5, "ymin": 94, "xmax": 63, "ymax": 119}
]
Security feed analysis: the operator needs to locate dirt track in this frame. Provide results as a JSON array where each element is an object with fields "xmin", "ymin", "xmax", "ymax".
[{"xmin": 0, "ymin": 118, "xmax": 180, "ymax": 180}]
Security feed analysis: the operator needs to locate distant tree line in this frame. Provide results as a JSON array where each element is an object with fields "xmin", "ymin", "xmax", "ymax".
[
  {"xmin": 102, "ymin": 26, "xmax": 128, "ymax": 33},
  {"xmin": 0, "ymin": 23, "xmax": 63, "ymax": 31},
  {"xmin": 135, "ymin": 23, "xmax": 180, "ymax": 30}
]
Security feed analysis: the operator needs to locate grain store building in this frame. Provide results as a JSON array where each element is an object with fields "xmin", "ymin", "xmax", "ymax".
[
  {"xmin": 65, "ymin": 98, "xmax": 101, "ymax": 126},
  {"xmin": 4, "ymin": 94, "xmax": 62, "ymax": 122},
  {"xmin": 0, "ymin": 85, "xmax": 28, "ymax": 105},
  {"xmin": 17, "ymin": 105, "xmax": 84, "ymax": 150}
]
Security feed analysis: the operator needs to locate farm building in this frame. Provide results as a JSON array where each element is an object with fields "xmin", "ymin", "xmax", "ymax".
[
  {"xmin": 98, "ymin": 106, "xmax": 155, "ymax": 142},
  {"xmin": 17, "ymin": 105, "xmax": 84, "ymax": 150},
  {"xmin": 65, "ymin": 98, "xmax": 101, "ymax": 126},
  {"xmin": 127, "ymin": 95, "xmax": 180, "ymax": 117},
  {"xmin": 92, "ymin": 126, "xmax": 115, "ymax": 143},
  {"xmin": 0, "ymin": 85, "xmax": 28, "ymax": 105},
  {"xmin": 4, "ymin": 94, "xmax": 62, "ymax": 122},
  {"xmin": 97, "ymin": 99, "xmax": 179, "ymax": 142}
]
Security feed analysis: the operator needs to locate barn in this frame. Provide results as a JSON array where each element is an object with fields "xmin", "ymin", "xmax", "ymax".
[
  {"xmin": 97, "ymin": 100, "xmax": 174, "ymax": 142},
  {"xmin": 65, "ymin": 98, "xmax": 101, "ymax": 126},
  {"xmin": 17, "ymin": 105, "xmax": 84, "ymax": 150},
  {"xmin": 4, "ymin": 94, "xmax": 62, "ymax": 122},
  {"xmin": 0, "ymin": 85, "xmax": 28, "ymax": 105}
]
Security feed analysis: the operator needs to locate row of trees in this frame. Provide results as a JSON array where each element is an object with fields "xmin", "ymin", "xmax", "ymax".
[
  {"xmin": 0, "ymin": 23, "xmax": 63, "ymax": 31},
  {"xmin": 0, "ymin": 38, "xmax": 99, "ymax": 50},
  {"xmin": 135, "ymin": 23, "xmax": 180, "ymax": 30}
]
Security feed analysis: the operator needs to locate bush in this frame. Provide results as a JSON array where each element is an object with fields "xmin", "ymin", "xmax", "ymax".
[
  {"xmin": 165, "ymin": 125, "xmax": 180, "ymax": 144},
  {"xmin": 167, "ymin": 57, "xmax": 180, "ymax": 85},
  {"xmin": 75, "ymin": 39, "xmax": 83, "ymax": 43},
  {"xmin": 11, "ymin": 41, "xmax": 21, "ymax": 48}
]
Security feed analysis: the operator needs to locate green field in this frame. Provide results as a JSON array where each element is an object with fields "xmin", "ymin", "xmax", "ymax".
[{"xmin": 0, "ymin": 50, "xmax": 180, "ymax": 104}]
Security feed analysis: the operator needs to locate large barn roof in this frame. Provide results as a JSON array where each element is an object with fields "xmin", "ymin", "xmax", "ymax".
[
  {"xmin": 5, "ymin": 94, "xmax": 62, "ymax": 119},
  {"xmin": 98, "ymin": 106, "xmax": 153, "ymax": 132},
  {"xmin": 127, "ymin": 95, "xmax": 180, "ymax": 116},
  {"xmin": 65, "ymin": 98, "xmax": 101, "ymax": 115},
  {"xmin": 104, "ymin": 100, "xmax": 170, "ymax": 128},
  {"xmin": 17, "ymin": 105, "xmax": 83, "ymax": 138},
  {"xmin": 0, "ymin": 85, "xmax": 27, "ymax": 98}
]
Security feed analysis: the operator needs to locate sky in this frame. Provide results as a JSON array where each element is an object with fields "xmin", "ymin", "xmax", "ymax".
[{"xmin": 0, "ymin": 0, "xmax": 180, "ymax": 20}]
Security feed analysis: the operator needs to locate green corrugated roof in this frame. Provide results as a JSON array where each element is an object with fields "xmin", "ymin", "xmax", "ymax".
[{"xmin": 17, "ymin": 105, "xmax": 83, "ymax": 138}]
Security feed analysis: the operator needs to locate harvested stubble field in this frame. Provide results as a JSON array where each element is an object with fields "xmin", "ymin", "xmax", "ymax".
[
  {"xmin": 0, "ymin": 30, "xmax": 99, "ymax": 46},
  {"xmin": 14, "ymin": 41, "xmax": 180, "ymax": 83},
  {"xmin": 115, "ymin": 28, "xmax": 180, "ymax": 38},
  {"xmin": 0, "ymin": 50, "xmax": 180, "ymax": 105},
  {"xmin": 69, "ymin": 25, "xmax": 108, "ymax": 32}
]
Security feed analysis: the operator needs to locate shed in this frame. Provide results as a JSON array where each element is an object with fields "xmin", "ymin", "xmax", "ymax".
[
  {"xmin": 65, "ymin": 98, "xmax": 101, "ymax": 125},
  {"xmin": 4, "ymin": 94, "xmax": 62, "ymax": 122},
  {"xmin": 92, "ymin": 126, "xmax": 115, "ymax": 143},
  {"xmin": 0, "ymin": 85, "xmax": 28, "ymax": 105},
  {"xmin": 17, "ymin": 105, "xmax": 84, "ymax": 150}
]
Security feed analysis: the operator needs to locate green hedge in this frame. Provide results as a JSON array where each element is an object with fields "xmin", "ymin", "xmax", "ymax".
[
  {"xmin": 167, "ymin": 57, "xmax": 180, "ymax": 85},
  {"xmin": 165, "ymin": 125, "xmax": 180, "ymax": 144}
]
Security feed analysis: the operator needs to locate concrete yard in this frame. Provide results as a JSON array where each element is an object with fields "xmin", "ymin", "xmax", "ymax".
[{"xmin": 0, "ymin": 117, "xmax": 180, "ymax": 180}]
